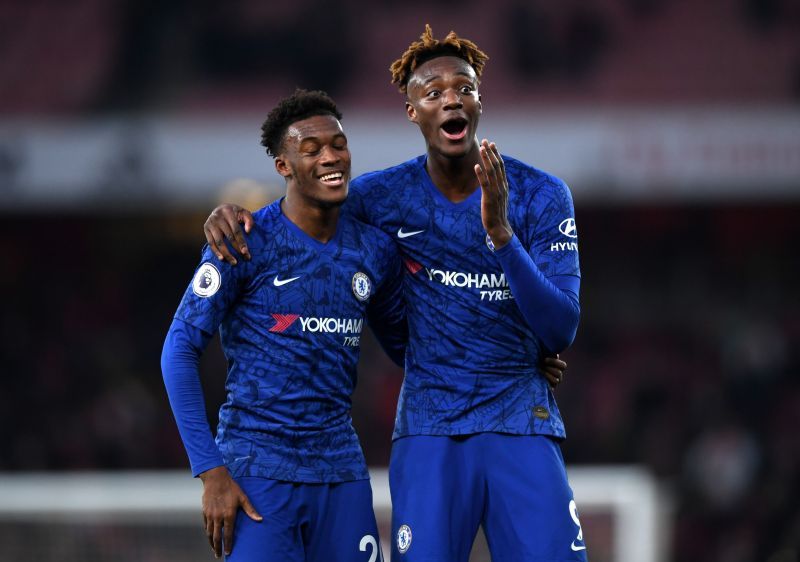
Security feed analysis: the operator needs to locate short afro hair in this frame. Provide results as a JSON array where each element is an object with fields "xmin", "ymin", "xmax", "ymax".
[
  {"xmin": 390, "ymin": 24, "xmax": 489, "ymax": 94},
  {"xmin": 260, "ymin": 88, "xmax": 342, "ymax": 157}
]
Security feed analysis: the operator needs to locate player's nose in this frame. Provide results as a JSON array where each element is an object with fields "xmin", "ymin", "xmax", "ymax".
[
  {"xmin": 442, "ymin": 89, "xmax": 462, "ymax": 108},
  {"xmin": 318, "ymin": 144, "xmax": 341, "ymax": 165}
]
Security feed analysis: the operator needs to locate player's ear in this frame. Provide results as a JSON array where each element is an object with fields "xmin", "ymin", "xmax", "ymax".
[
  {"xmin": 406, "ymin": 100, "xmax": 418, "ymax": 124},
  {"xmin": 275, "ymin": 156, "xmax": 292, "ymax": 178}
]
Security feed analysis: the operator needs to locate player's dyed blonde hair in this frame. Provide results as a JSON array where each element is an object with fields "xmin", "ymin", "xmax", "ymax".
[{"xmin": 389, "ymin": 24, "xmax": 489, "ymax": 94}]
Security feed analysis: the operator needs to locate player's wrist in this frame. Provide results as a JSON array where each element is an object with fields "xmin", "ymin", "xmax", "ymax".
[
  {"xmin": 486, "ymin": 226, "xmax": 513, "ymax": 250},
  {"xmin": 198, "ymin": 465, "xmax": 229, "ymax": 484}
]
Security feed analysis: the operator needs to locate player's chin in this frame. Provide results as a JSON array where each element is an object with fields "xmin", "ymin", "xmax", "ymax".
[
  {"xmin": 434, "ymin": 138, "xmax": 472, "ymax": 159},
  {"xmin": 315, "ymin": 189, "xmax": 348, "ymax": 209}
]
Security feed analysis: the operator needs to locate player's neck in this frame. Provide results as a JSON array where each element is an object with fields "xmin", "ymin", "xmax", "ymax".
[
  {"xmin": 425, "ymin": 143, "xmax": 482, "ymax": 203},
  {"xmin": 281, "ymin": 194, "xmax": 340, "ymax": 243}
]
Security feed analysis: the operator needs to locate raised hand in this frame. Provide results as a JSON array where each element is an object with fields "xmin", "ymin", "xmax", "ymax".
[
  {"xmin": 474, "ymin": 139, "xmax": 513, "ymax": 250},
  {"xmin": 204, "ymin": 204, "xmax": 255, "ymax": 265},
  {"xmin": 199, "ymin": 466, "xmax": 262, "ymax": 558}
]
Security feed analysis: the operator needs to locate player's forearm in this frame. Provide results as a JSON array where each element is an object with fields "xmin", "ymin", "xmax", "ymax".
[
  {"xmin": 161, "ymin": 318, "xmax": 225, "ymax": 476},
  {"xmin": 367, "ymin": 254, "xmax": 409, "ymax": 367},
  {"xmin": 367, "ymin": 299, "xmax": 408, "ymax": 367},
  {"xmin": 494, "ymin": 235, "xmax": 580, "ymax": 353},
  {"xmin": 369, "ymin": 320, "xmax": 408, "ymax": 367}
]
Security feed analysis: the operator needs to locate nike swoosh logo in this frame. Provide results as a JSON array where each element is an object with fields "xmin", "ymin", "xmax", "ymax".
[
  {"xmin": 397, "ymin": 227, "xmax": 425, "ymax": 239},
  {"xmin": 571, "ymin": 542, "xmax": 586, "ymax": 552},
  {"xmin": 273, "ymin": 275, "xmax": 300, "ymax": 287}
]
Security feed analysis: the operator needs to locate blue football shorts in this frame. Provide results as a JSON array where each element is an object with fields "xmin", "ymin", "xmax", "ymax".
[
  {"xmin": 225, "ymin": 477, "xmax": 383, "ymax": 562},
  {"xmin": 388, "ymin": 433, "xmax": 588, "ymax": 561}
]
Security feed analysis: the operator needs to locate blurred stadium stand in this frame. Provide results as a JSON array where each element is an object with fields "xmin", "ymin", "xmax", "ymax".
[
  {"xmin": 1, "ymin": 0, "xmax": 799, "ymax": 113},
  {"xmin": 1, "ymin": 1, "xmax": 798, "ymax": 560}
]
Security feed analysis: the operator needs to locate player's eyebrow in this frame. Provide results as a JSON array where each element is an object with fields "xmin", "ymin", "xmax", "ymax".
[
  {"xmin": 299, "ymin": 132, "xmax": 347, "ymax": 145},
  {"xmin": 421, "ymin": 71, "xmax": 473, "ymax": 85}
]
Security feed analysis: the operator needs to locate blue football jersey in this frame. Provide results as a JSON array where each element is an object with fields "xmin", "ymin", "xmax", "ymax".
[
  {"xmin": 174, "ymin": 199, "xmax": 404, "ymax": 483},
  {"xmin": 345, "ymin": 154, "xmax": 580, "ymax": 440}
]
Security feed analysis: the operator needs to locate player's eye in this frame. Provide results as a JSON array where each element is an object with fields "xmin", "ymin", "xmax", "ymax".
[
  {"xmin": 460, "ymin": 85, "xmax": 474, "ymax": 94},
  {"xmin": 426, "ymin": 90, "xmax": 440, "ymax": 98}
]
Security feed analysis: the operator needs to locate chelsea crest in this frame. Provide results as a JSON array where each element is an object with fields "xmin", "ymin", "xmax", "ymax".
[{"xmin": 352, "ymin": 272, "xmax": 371, "ymax": 302}]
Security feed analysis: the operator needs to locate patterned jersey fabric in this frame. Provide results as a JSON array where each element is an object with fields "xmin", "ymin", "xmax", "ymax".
[
  {"xmin": 345, "ymin": 154, "xmax": 580, "ymax": 440},
  {"xmin": 174, "ymin": 199, "xmax": 405, "ymax": 482}
]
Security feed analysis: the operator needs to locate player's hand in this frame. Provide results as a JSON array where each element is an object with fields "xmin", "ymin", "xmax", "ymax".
[
  {"xmin": 542, "ymin": 354, "xmax": 567, "ymax": 390},
  {"xmin": 204, "ymin": 204, "xmax": 254, "ymax": 265},
  {"xmin": 199, "ymin": 466, "xmax": 262, "ymax": 558},
  {"xmin": 474, "ymin": 139, "xmax": 513, "ymax": 250}
]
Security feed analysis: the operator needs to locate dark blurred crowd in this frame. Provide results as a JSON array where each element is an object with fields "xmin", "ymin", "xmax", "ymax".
[
  {"xmin": 1, "ymin": 0, "xmax": 799, "ymax": 114},
  {"xmin": 562, "ymin": 205, "xmax": 800, "ymax": 561},
  {"xmin": 1, "ymin": 203, "xmax": 798, "ymax": 560}
]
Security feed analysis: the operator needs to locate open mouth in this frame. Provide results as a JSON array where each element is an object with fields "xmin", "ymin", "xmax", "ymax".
[
  {"xmin": 441, "ymin": 118, "xmax": 468, "ymax": 141},
  {"xmin": 319, "ymin": 171, "xmax": 345, "ymax": 186}
]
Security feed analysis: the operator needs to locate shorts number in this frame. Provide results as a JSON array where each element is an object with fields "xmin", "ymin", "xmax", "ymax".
[
  {"xmin": 359, "ymin": 534, "xmax": 380, "ymax": 562},
  {"xmin": 569, "ymin": 500, "xmax": 583, "ymax": 538},
  {"xmin": 567, "ymin": 500, "xmax": 588, "ymax": 553}
]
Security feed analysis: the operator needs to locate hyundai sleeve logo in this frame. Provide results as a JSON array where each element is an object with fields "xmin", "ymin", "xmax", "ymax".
[{"xmin": 559, "ymin": 218, "xmax": 577, "ymax": 238}]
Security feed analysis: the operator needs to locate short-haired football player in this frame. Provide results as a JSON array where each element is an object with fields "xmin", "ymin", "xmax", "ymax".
[{"xmin": 161, "ymin": 89, "xmax": 406, "ymax": 561}]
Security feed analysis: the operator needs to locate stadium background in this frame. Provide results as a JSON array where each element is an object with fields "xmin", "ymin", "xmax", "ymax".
[{"xmin": 0, "ymin": 0, "xmax": 798, "ymax": 560}]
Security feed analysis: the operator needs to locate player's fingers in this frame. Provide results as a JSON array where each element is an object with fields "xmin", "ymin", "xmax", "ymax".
[
  {"xmin": 204, "ymin": 223, "xmax": 237, "ymax": 264},
  {"xmin": 217, "ymin": 204, "xmax": 241, "ymax": 224},
  {"xmin": 239, "ymin": 209, "xmax": 255, "ymax": 234},
  {"xmin": 215, "ymin": 237, "xmax": 238, "ymax": 266},
  {"xmin": 204, "ymin": 514, "xmax": 215, "ymax": 552},
  {"xmin": 485, "ymin": 145, "xmax": 504, "ymax": 191},
  {"xmin": 485, "ymin": 141, "xmax": 499, "ymax": 168},
  {"xmin": 479, "ymin": 142, "xmax": 497, "ymax": 183},
  {"xmin": 485, "ymin": 142, "xmax": 506, "ymax": 183},
  {"xmin": 213, "ymin": 206, "xmax": 245, "ymax": 250},
  {"xmin": 543, "ymin": 366, "xmax": 562, "ymax": 382},
  {"xmin": 489, "ymin": 142, "xmax": 507, "ymax": 180},
  {"xmin": 202, "ymin": 512, "xmax": 209, "ymax": 542},
  {"xmin": 478, "ymin": 150, "xmax": 497, "ymax": 196},
  {"xmin": 229, "ymin": 224, "xmax": 250, "ymax": 261},
  {"xmin": 223, "ymin": 514, "xmax": 235, "ymax": 556},
  {"xmin": 474, "ymin": 163, "xmax": 489, "ymax": 190},
  {"xmin": 208, "ymin": 225, "xmax": 238, "ymax": 265},
  {"xmin": 213, "ymin": 212, "xmax": 239, "ymax": 242},
  {"xmin": 488, "ymin": 143, "xmax": 508, "ymax": 195},
  {"xmin": 543, "ymin": 356, "xmax": 568, "ymax": 371},
  {"xmin": 216, "ymin": 218, "xmax": 253, "ymax": 263},
  {"xmin": 203, "ymin": 224, "xmax": 226, "ymax": 262},
  {"xmin": 241, "ymin": 494, "xmax": 263, "ymax": 522},
  {"xmin": 212, "ymin": 518, "xmax": 223, "ymax": 558}
]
